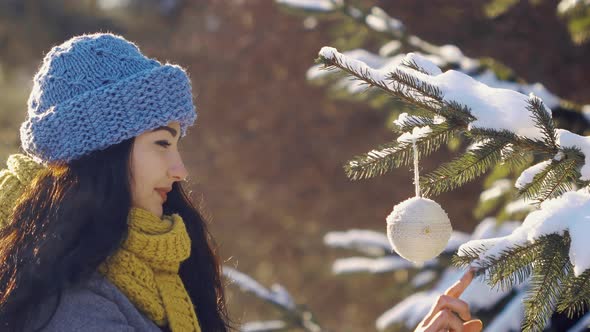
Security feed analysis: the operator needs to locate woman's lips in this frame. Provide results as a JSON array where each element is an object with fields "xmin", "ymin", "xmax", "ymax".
[{"xmin": 155, "ymin": 189, "xmax": 167, "ymax": 202}]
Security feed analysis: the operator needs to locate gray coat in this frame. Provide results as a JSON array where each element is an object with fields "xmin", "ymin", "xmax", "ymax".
[{"xmin": 24, "ymin": 271, "xmax": 163, "ymax": 332}]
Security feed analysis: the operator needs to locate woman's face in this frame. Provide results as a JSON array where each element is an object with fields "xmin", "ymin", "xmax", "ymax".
[{"xmin": 129, "ymin": 121, "xmax": 188, "ymax": 218}]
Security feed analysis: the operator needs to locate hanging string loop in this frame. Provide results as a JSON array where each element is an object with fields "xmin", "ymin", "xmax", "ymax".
[{"xmin": 412, "ymin": 138, "xmax": 421, "ymax": 198}]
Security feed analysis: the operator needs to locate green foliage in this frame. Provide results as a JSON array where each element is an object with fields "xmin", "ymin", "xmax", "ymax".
[
  {"xmin": 517, "ymin": 148, "xmax": 583, "ymax": 204},
  {"xmin": 561, "ymin": 4, "xmax": 590, "ymax": 45},
  {"xmin": 484, "ymin": 0, "xmax": 519, "ymax": 18},
  {"xmin": 392, "ymin": 114, "xmax": 436, "ymax": 133},
  {"xmin": 535, "ymin": 156, "xmax": 580, "ymax": 202},
  {"xmin": 454, "ymin": 233, "xmax": 589, "ymax": 332},
  {"xmin": 453, "ymin": 238, "xmax": 542, "ymax": 291},
  {"xmin": 522, "ymin": 234, "xmax": 572, "ymax": 332},
  {"xmin": 568, "ymin": 11, "xmax": 590, "ymax": 44},
  {"xmin": 311, "ymin": 4, "xmax": 590, "ymax": 330},
  {"xmin": 420, "ymin": 138, "xmax": 509, "ymax": 196},
  {"xmin": 527, "ymin": 96, "xmax": 558, "ymax": 151},
  {"xmin": 324, "ymin": 46, "xmax": 590, "ymax": 328},
  {"xmin": 498, "ymin": 145, "xmax": 534, "ymax": 171},
  {"xmin": 400, "ymin": 58, "xmax": 434, "ymax": 76},
  {"xmin": 558, "ymin": 269, "xmax": 590, "ymax": 319},
  {"xmin": 344, "ymin": 122, "xmax": 458, "ymax": 180},
  {"xmin": 477, "ymin": 158, "xmax": 534, "ymax": 221},
  {"xmin": 446, "ymin": 135, "xmax": 463, "ymax": 152}
]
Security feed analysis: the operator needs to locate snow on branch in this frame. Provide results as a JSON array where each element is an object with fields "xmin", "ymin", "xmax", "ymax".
[
  {"xmin": 323, "ymin": 229, "xmax": 390, "ymax": 256},
  {"xmin": 411, "ymin": 270, "xmax": 437, "ymax": 288},
  {"xmin": 275, "ymin": 0, "xmax": 342, "ymax": 12},
  {"xmin": 332, "ymin": 256, "xmax": 435, "ymax": 274},
  {"xmin": 318, "ymin": 48, "xmax": 590, "ymax": 199},
  {"xmin": 241, "ymin": 320, "xmax": 288, "ymax": 332},
  {"xmin": 304, "ymin": 2, "xmax": 572, "ymax": 111},
  {"xmin": 364, "ymin": 7, "xmax": 404, "ymax": 35},
  {"xmin": 223, "ymin": 266, "xmax": 327, "ymax": 332},
  {"xmin": 459, "ymin": 189, "xmax": 590, "ymax": 276},
  {"xmin": 397, "ymin": 126, "xmax": 432, "ymax": 143},
  {"xmin": 325, "ymin": 220, "xmax": 502, "ymax": 276},
  {"xmin": 223, "ymin": 266, "xmax": 296, "ymax": 310},
  {"xmin": 515, "ymin": 160, "xmax": 552, "ymax": 190},
  {"xmin": 557, "ymin": 129, "xmax": 590, "ymax": 181},
  {"xmin": 318, "ymin": 48, "xmax": 551, "ymax": 140}
]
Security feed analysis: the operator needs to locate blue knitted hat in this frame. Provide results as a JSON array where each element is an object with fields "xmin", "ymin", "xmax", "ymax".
[{"xmin": 20, "ymin": 32, "xmax": 197, "ymax": 165}]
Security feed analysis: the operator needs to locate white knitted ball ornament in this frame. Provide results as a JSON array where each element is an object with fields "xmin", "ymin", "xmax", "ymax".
[{"xmin": 386, "ymin": 196, "xmax": 452, "ymax": 265}]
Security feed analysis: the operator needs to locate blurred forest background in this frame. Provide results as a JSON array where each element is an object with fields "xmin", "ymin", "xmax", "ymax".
[{"xmin": 1, "ymin": 0, "xmax": 589, "ymax": 331}]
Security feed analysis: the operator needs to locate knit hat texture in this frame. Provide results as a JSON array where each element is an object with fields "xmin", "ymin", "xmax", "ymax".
[{"xmin": 20, "ymin": 33, "xmax": 197, "ymax": 165}]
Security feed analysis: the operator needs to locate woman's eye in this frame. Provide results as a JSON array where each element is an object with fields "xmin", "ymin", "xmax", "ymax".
[{"xmin": 156, "ymin": 141, "xmax": 171, "ymax": 148}]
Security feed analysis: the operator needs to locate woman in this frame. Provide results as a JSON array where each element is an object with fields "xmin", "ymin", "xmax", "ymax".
[
  {"xmin": 0, "ymin": 33, "xmax": 480, "ymax": 332},
  {"xmin": 0, "ymin": 33, "xmax": 230, "ymax": 332}
]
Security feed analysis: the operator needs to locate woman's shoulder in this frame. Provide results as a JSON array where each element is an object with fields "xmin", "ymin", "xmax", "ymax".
[{"xmin": 25, "ymin": 271, "xmax": 162, "ymax": 332}]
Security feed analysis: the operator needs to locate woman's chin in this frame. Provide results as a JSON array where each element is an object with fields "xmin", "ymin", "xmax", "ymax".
[{"xmin": 132, "ymin": 203, "xmax": 163, "ymax": 218}]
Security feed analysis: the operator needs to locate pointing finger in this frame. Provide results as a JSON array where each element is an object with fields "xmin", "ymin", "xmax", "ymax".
[
  {"xmin": 464, "ymin": 319, "xmax": 483, "ymax": 332},
  {"xmin": 445, "ymin": 267, "xmax": 475, "ymax": 298}
]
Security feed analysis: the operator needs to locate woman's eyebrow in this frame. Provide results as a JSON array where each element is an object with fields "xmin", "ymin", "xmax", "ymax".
[{"xmin": 150, "ymin": 126, "xmax": 181, "ymax": 142}]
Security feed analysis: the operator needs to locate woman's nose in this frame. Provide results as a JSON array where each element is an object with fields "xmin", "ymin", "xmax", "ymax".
[{"xmin": 169, "ymin": 158, "xmax": 189, "ymax": 181}]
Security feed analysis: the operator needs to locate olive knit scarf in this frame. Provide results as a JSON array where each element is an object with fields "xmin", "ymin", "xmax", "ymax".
[
  {"xmin": 0, "ymin": 154, "xmax": 201, "ymax": 332},
  {"xmin": 98, "ymin": 207, "xmax": 201, "ymax": 332}
]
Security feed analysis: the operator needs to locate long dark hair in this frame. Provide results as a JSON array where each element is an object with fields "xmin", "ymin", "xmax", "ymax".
[{"xmin": 0, "ymin": 137, "xmax": 233, "ymax": 331}]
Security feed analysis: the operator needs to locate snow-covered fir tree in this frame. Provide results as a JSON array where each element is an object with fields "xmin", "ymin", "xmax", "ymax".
[
  {"xmin": 270, "ymin": 1, "xmax": 590, "ymax": 332},
  {"xmin": 222, "ymin": 266, "xmax": 327, "ymax": 332}
]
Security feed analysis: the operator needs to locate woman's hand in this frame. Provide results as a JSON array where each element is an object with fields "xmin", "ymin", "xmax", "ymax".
[{"xmin": 414, "ymin": 268, "xmax": 483, "ymax": 332}]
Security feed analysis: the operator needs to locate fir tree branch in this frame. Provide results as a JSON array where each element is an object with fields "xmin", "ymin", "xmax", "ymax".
[
  {"xmin": 451, "ymin": 246, "xmax": 486, "ymax": 269},
  {"xmin": 344, "ymin": 140, "xmax": 412, "ymax": 181},
  {"xmin": 438, "ymin": 100, "xmax": 476, "ymax": 124},
  {"xmin": 393, "ymin": 115, "xmax": 435, "ymax": 134},
  {"xmin": 420, "ymin": 139, "xmax": 509, "ymax": 196},
  {"xmin": 453, "ymin": 232, "xmax": 583, "ymax": 331},
  {"xmin": 498, "ymin": 145, "xmax": 533, "ymax": 171},
  {"xmin": 400, "ymin": 58, "xmax": 433, "ymax": 76},
  {"xmin": 517, "ymin": 160, "xmax": 559, "ymax": 202},
  {"xmin": 535, "ymin": 157, "xmax": 580, "ymax": 203},
  {"xmin": 467, "ymin": 127, "xmax": 557, "ymax": 158},
  {"xmin": 309, "ymin": 0, "xmax": 590, "ymax": 135},
  {"xmin": 527, "ymin": 96, "xmax": 558, "ymax": 152},
  {"xmin": 481, "ymin": 241, "xmax": 544, "ymax": 291},
  {"xmin": 336, "ymin": 1, "xmax": 406, "ymax": 40},
  {"xmin": 514, "ymin": 137, "xmax": 558, "ymax": 157},
  {"xmin": 388, "ymin": 69, "xmax": 444, "ymax": 102},
  {"xmin": 317, "ymin": 53, "xmax": 473, "ymax": 123},
  {"xmin": 466, "ymin": 128, "xmax": 519, "ymax": 143},
  {"xmin": 522, "ymin": 234, "xmax": 572, "ymax": 332},
  {"xmin": 344, "ymin": 122, "xmax": 459, "ymax": 180},
  {"xmin": 452, "ymin": 239, "xmax": 544, "ymax": 291},
  {"xmin": 518, "ymin": 148, "xmax": 583, "ymax": 204},
  {"xmin": 316, "ymin": 55, "xmax": 390, "ymax": 94},
  {"xmin": 460, "ymin": 127, "xmax": 560, "ymax": 181},
  {"xmin": 557, "ymin": 269, "xmax": 590, "ymax": 319},
  {"xmin": 387, "ymin": 70, "xmax": 476, "ymax": 125}
]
